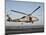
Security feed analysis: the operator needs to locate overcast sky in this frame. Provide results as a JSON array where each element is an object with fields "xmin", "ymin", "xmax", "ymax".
[{"xmin": 6, "ymin": 0, "xmax": 44, "ymax": 26}]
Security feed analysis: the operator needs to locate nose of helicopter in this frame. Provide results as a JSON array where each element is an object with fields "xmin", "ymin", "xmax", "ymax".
[{"xmin": 31, "ymin": 16, "xmax": 39, "ymax": 21}]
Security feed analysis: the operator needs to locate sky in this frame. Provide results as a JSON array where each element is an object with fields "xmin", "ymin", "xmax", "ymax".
[{"xmin": 5, "ymin": 0, "xmax": 44, "ymax": 26}]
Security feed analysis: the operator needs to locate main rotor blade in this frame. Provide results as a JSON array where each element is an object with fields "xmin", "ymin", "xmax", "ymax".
[
  {"xmin": 28, "ymin": 6, "xmax": 40, "ymax": 16},
  {"xmin": 11, "ymin": 10, "xmax": 28, "ymax": 15}
]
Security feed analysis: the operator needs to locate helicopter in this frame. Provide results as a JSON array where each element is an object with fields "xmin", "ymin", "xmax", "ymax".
[{"xmin": 6, "ymin": 6, "xmax": 40, "ymax": 23}]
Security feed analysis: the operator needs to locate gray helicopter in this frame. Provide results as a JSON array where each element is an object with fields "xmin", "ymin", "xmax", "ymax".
[{"xmin": 6, "ymin": 6, "xmax": 40, "ymax": 23}]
